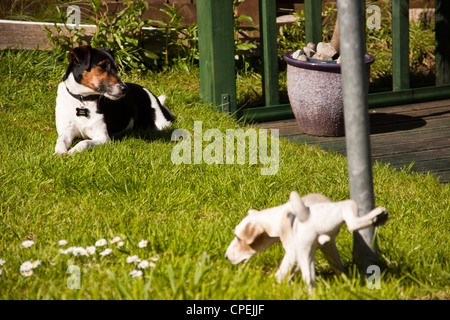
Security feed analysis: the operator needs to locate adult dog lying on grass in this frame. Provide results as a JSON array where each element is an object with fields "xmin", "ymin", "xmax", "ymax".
[{"xmin": 54, "ymin": 45, "xmax": 174, "ymax": 155}]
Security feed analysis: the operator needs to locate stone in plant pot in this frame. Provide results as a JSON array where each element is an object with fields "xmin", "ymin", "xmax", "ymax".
[{"xmin": 283, "ymin": 51, "xmax": 375, "ymax": 137}]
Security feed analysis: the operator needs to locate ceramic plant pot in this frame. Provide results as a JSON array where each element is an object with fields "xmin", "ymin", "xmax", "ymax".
[{"xmin": 283, "ymin": 51, "xmax": 375, "ymax": 137}]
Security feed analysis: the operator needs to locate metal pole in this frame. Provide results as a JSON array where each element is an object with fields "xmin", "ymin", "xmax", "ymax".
[{"xmin": 337, "ymin": 0, "xmax": 379, "ymax": 272}]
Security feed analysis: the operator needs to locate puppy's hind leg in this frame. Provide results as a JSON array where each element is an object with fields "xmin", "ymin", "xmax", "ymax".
[
  {"xmin": 344, "ymin": 203, "xmax": 388, "ymax": 231},
  {"xmin": 319, "ymin": 240, "xmax": 344, "ymax": 273}
]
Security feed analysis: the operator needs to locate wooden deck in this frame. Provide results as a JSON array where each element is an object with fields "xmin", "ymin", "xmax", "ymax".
[{"xmin": 259, "ymin": 99, "xmax": 450, "ymax": 183}]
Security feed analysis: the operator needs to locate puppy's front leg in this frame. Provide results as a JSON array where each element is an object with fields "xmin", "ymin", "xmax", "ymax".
[{"xmin": 275, "ymin": 250, "xmax": 296, "ymax": 283}]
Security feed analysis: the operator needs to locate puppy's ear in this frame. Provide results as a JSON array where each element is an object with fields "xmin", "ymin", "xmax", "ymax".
[
  {"xmin": 69, "ymin": 45, "xmax": 91, "ymax": 70},
  {"xmin": 247, "ymin": 209, "xmax": 259, "ymax": 215},
  {"xmin": 237, "ymin": 221, "xmax": 265, "ymax": 245}
]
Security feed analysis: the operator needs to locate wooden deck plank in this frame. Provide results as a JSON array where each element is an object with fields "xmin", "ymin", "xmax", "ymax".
[{"xmin": 259, "ymin": 99, "xmax": 450, "ymax": 183}]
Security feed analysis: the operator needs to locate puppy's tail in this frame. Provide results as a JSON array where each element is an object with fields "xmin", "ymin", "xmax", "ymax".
[{"xmin": 288, "ymin": 191, "xmax": 310, "ymax": 222}]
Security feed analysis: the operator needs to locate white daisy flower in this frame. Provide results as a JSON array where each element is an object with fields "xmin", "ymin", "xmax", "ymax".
[
  {"xmin": 110, "ymin": 236, "xmax": 121, "ymax": 244},
  {"xmin": 149, "ymin": 262, "xmax": 156, "ymax": 269},
  {"xmin": 0, "ymin": 269, "xmax": 3, "ymax": 275},
  {"xmin": 99, "ymin": 248, "xmax": 113, "ymax": 256},
  {"xmin": 73, "ymin": 247, "xmax": 87, "ymax": 256},
  {"xmin": 58, "ymin": 240, "xmax": 68, "ymax": 246},
  {"xmin": 0, "ymin": 259, "xmax": 5, "ymax": 266},
  {"xmin": 31, "ymin": 260, "xmax": 41, "ymax": 269},
  {"xmin": 22, "ymin": 269, "xmax": 33, "ymax": 277},
  {"xmin": 20, "ymin": 261, "xmax": 33, "ymax": 271},
  {"xmin": 138, "ymin": 240, "xmax": 148, "ymax": 248},
  {"xmin": 95, "ymin": 239, "xmax": 107, "ymax": 247},
  {"xmin": 138, "ymin": 260, "xmax": 149, "ymax": 269},
  {"xmin": 126, "ymin": 255, "xmax": 140, "ymax": 264},
  {"xmin": 86, "ymin": 246, "xmax": 96, "ymax": 255},
  {"xmin": 116, "ymin": 241, "xmax": 124, "ymax": 248},
  {"xmin": 150, "ymin": 256, "xmax": 159, "ymax": 262},
  {"xmin": 22, "ymin": 240, "xmax": 34, "ymax": 248},
  {"xmin": 59, "ymin": 248, "xmax": 67, "ymax": 254},
  {"xmin": 65, "ymin": 247, "xmax": 74, "ymax": 253},
  {"xmin": 130, "ymin": 270, "xmax": 142, "ymax": 278}
]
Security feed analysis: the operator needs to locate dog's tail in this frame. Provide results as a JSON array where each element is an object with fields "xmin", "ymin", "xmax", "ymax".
[{"xmin": 288, "ymin": 191, "xmax": 310, "ymax": 222}]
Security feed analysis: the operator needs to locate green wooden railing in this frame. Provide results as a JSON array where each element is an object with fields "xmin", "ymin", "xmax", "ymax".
[{"xmin": 196, "ymin": 0, "xmax": 450, "ymax": 122}]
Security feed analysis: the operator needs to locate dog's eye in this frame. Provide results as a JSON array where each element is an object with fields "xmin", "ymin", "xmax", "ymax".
[{"xmin": 99, "ymin": 63, "xmax": 110, "ymax": 71}]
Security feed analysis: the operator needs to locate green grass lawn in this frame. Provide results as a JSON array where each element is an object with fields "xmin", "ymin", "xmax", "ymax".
[{"xmin": 0, "ymin": 49, "xmax": 448, "ymax": 300}]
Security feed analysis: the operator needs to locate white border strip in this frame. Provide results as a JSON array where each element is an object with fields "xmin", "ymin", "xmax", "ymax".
[{"xmin": 0, "ymin": 19, "xmax": 156, "ymax": 30}]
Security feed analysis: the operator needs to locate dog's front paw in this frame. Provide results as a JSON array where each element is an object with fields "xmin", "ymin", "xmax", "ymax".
[
  {"xmin": 67, "ymin": 147, "xmax": 80, "ymax": 155},
  {"xmin": 68, "ymin": 140, "xmax": 91, "ymax": 154},
  {"xmin": 275, "ymin": 269, "xmax": 287, "ymax": 283},
  {"xmin": 54, "ymin": 146, "xmax": 68, "ymax": 155}
]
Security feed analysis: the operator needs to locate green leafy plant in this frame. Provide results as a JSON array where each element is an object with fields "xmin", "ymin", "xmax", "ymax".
[
  {"xmin": 44, "ymin": 6, "xmax": 86, "ymax": 57},
  {"xmin": 277, "ymin": 10, "xmax": 306, "ymax": 59},
  {"xmin": 233, "ymin": 0, "xmax": 258, "ymax": 74},
  {"xmin": 89, "ymin": 0, "xmax": 159, "ymax": 73},
  {"xmin": 157, "ymin": 4, "xmax": 199, "ymax": 70}
]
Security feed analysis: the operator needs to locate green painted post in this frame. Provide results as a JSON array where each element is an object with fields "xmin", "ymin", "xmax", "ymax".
[
  {"xmin": 259, "ymin": 0, "xmax": 280, "ymax": 107},
  {"xmin": 304, "ymin": 0, "xmax": 322, "ymax": 45},
  {"xmin": 196, "ymin": 0, "xmax": 236, "ymax": 115},
  {"xmin": 392, "ymin": 0, "xmax": 410, "ymax": 91},
  {"xmin": 436, "ymin": 0, "xmax": 450, "ymax": 85}
]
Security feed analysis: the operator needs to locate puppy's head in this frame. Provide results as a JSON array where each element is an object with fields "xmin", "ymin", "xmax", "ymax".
[
  {"xmin": 63, "ymin": 45, "xmax": 128, "ymax": 100},
  {"xmin": 225, "ymin": 210, "xmax": 278, "ymax": 265}
]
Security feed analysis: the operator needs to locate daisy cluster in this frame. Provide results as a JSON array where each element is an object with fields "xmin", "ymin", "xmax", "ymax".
[
  {"xmin": 0, "ymin": 240, "xmax": 41, "ymax": 277},
  {"xmin": 127, "ymin": 254, "xmax": 158, "ymax": 278},
  {"xmin": 57, "ymin": 237, "xmax": 123, "ymax": 257},
  {"xmin": 0, "ymin": 237, "xmax": 159, "ymax": 279}
]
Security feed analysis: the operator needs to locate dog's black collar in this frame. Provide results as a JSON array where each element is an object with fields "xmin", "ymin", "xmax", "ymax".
[{"xmin": 66, "ymin": 86, "xmax": 100, "ymax": 102}]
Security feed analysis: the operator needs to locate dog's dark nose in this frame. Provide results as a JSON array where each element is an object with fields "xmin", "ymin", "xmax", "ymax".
[{"xmin": 119, "ymin": 83, "xmax": 128, "ymax": 94}]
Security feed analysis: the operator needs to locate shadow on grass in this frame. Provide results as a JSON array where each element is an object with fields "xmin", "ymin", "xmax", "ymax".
[{"xmin": 113, "ymin": 127, "xmax": 176, "ymax": 144}]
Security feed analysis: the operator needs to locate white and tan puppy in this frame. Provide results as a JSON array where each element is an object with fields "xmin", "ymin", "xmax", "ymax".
[
  {"xmin": 225, "ymin": 193, "xmax": 345, "ymax": 273},
  {"xmin": 275, "ymin": 191, "xmax": 388, "ymax": 292}
]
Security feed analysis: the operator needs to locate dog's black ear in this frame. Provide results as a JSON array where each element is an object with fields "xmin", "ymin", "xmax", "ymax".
[
  {"xmin": 100, "ymin": 48, "xmax": 114, "ymax": 59},
  {"xmin": 62, "ymin": 60, "xmax": 73, "ymax": 81},
  {"xmin": 63, "ymin": 46, "xmax": 91, "ymax": 81},
  {"xmin": 99, "ymin": 48, "xmax": 117, "ymax": 68},
  {"xmin": 70, "ymin": 45, "xmax": 91, "ymax": 69}
]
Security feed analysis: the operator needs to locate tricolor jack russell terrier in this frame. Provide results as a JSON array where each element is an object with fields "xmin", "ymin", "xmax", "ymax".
[
  {"xmin": 54, "ymin": 45, "xmax": 174, "ymax": 155},
  {"xmin": 275, "ymin": 191, "xmax": 388, "ymax": 292}
]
